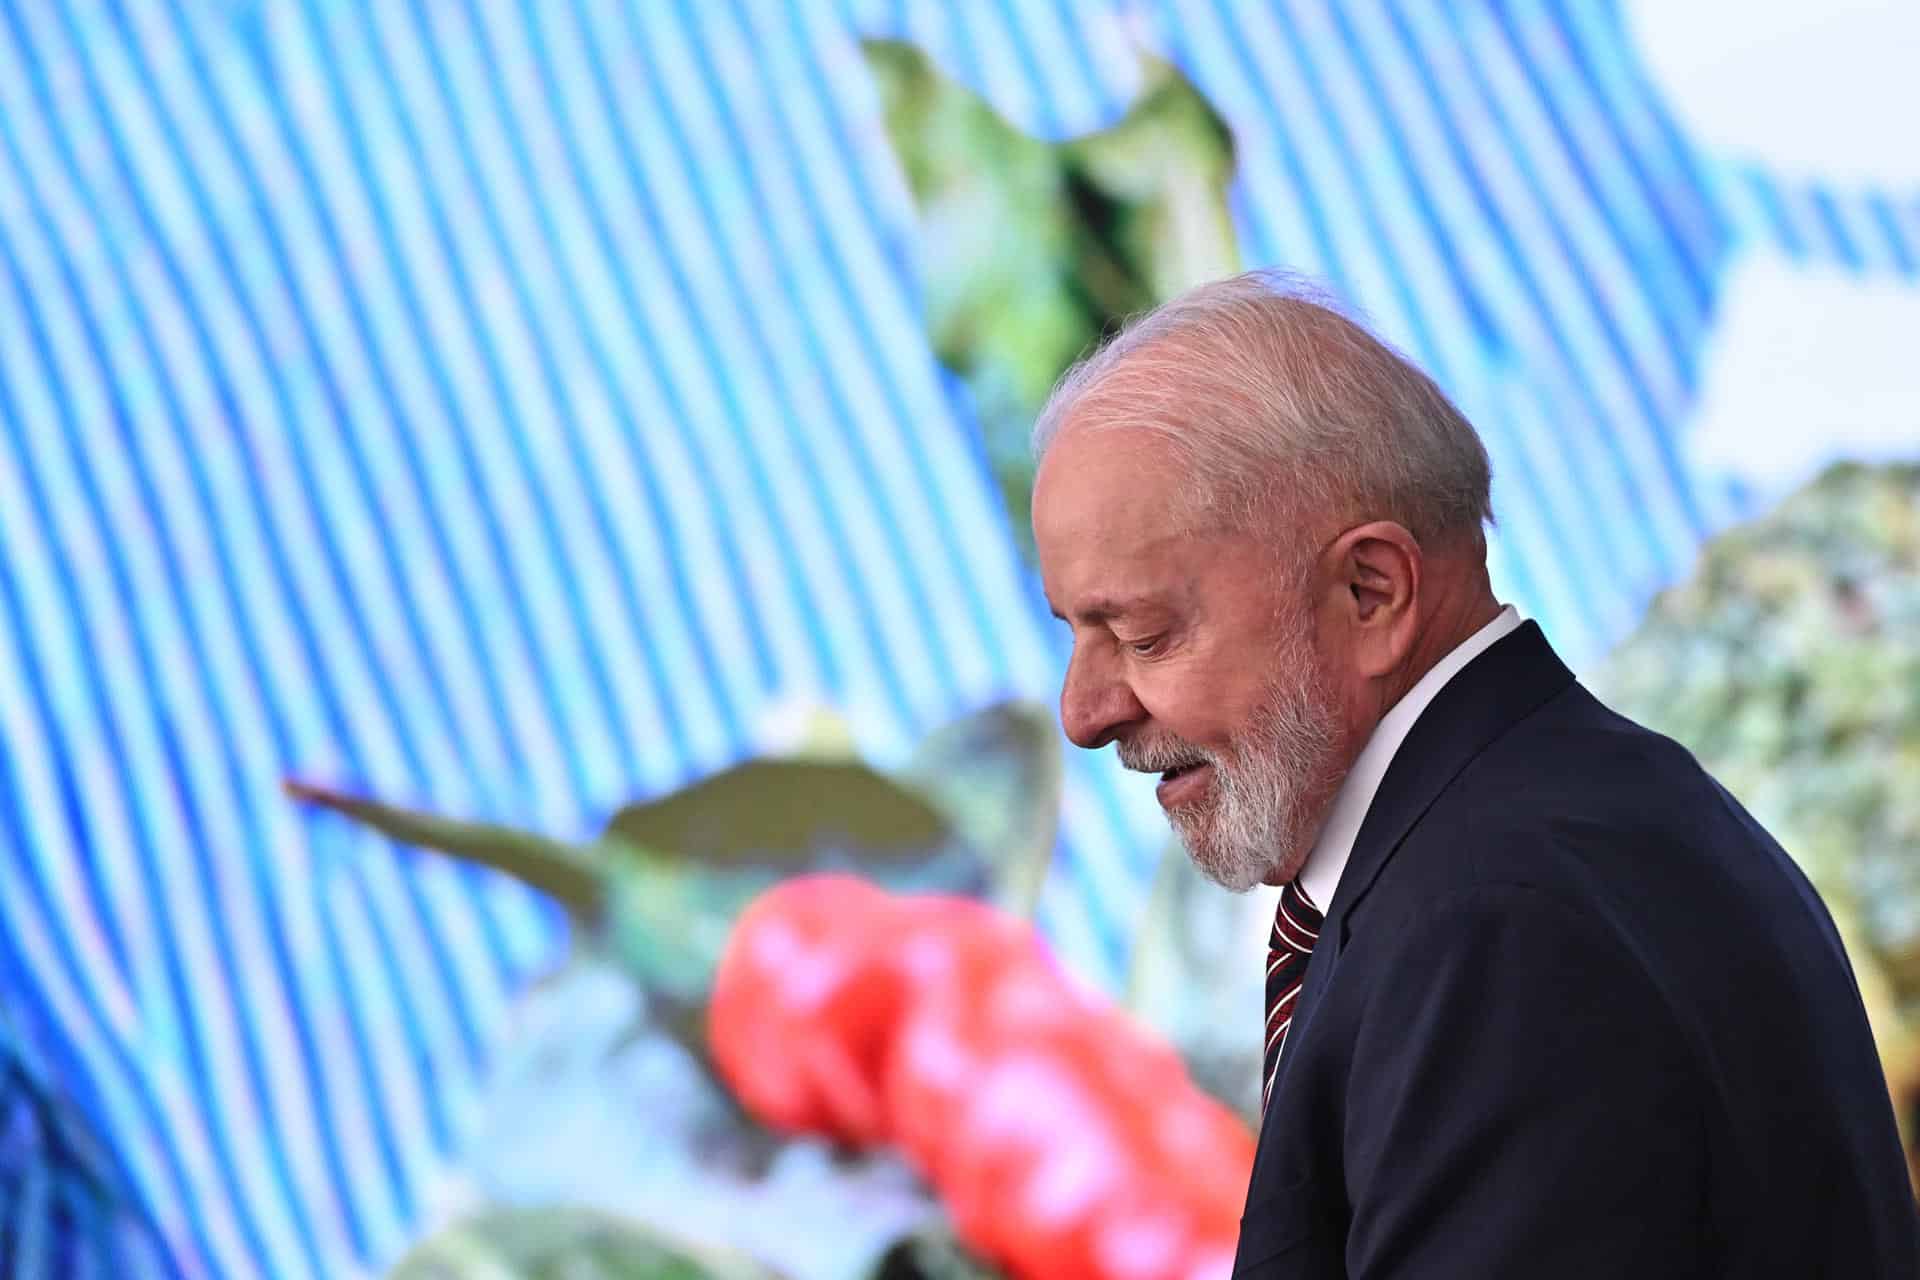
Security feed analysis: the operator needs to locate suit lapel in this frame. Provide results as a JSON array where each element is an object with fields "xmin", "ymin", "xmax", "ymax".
[
  {"xmin": 1269, "ymin": 623, "xmax": 1575, "ymax": 1095},
  {"xmin": 1326, "ymin": 621, "xmax": 1574, "ymax": 934}
]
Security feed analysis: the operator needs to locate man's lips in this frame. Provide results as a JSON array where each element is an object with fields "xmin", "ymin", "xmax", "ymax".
[{"xmin": 1155, "ymin": 760, "xmax": 1214, "ymax": 807}]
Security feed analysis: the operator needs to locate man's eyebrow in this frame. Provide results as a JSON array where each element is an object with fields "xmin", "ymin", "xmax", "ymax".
[{"xmin": 1050, "ymin": 595, "xmax": 1157, "ymax": 625}]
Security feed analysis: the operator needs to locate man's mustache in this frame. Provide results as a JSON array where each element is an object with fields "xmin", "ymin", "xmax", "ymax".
[{"xmin": 1117, "ymin": 737, "xmax": 1213, "ymax": 774}]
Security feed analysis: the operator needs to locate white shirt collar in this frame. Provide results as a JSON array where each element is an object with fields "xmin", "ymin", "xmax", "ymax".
[{"xmin": 1297, "ymin": 605, "xmax": 1524, "ymax": 914}]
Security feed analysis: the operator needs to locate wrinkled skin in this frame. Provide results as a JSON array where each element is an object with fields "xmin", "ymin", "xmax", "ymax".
[{"xmin": 1033, "ymin": 411, "xmax": 1496, "ymax": 891}]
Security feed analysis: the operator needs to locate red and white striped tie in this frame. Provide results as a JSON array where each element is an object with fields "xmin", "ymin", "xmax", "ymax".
[{"xmin": 1263, "ymin": 878, "xmax": 1322, "ymax": 1112}]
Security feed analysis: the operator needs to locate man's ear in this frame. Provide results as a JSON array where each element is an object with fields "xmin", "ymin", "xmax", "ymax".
[{"xmin": 1330, "ymin": 521, "xmax": 1421, "ymax": 679}]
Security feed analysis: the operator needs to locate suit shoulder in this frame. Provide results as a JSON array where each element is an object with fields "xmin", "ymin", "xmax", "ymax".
[
  {"xmin": 1356, "ymin": 681, "xmax": 1825, "ymax": 956},
  {"xmin": 1439, "ymin": 683, "xmax": 1740, "ymax": 867},
  {"xmin": 1480, "ymin": 681, "xmax": 1714, "ymax": 803}
]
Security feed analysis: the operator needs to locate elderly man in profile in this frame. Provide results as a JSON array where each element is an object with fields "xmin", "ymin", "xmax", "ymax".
[{"xmin": 1030, "ymin": 271, "xmax": 1920, "ymax": 1278}]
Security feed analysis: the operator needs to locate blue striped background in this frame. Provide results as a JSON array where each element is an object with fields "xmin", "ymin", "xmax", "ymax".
[{"xmin": 0, "ymin": 1, "xmax": 1914, "ymax": 1274}]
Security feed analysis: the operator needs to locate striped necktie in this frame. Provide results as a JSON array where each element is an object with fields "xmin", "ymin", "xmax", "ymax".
[{"xmin": 1263, "ymin": 878, "xmax": 1323, "ymax": 1112}]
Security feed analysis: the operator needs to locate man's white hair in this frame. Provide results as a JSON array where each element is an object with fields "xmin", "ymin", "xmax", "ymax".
[{"xmin": 1032, "ymin": 269, "xmax": 1493, "ymax": 550}]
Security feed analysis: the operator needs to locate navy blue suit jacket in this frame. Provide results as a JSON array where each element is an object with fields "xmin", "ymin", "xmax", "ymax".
[{"xmin": 1232, "ymin": 622, "xmax": 1920, "ymax": 1277}]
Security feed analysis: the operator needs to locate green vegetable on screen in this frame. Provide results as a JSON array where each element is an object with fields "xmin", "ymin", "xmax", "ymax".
[
  {"xmin": 1595, "ymin": 461, "xmax": 1920, "ymax": 1177},
  {"xmin": 865, "ymin": 39, "xmax": 1240, "ymax": 559}
]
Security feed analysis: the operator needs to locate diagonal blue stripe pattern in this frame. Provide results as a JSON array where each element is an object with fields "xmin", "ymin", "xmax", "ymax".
[{"xmin": 1, "ymin": 1, "xmax": 1914, "ymax": 1274}]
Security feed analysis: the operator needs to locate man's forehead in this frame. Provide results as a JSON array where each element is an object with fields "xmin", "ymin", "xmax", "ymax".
[
  {"xmin": 1033, "ymin": 423, "xmax": 1186, "ymax": 525},
  {"xmin": 1035, "ymin": 457, "xmax": 1212, "ymax": 627}
]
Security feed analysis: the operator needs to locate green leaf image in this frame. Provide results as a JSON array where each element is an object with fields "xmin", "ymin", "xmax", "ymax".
[
  {"xmin": 282, "ymin": 780, "xmax": 602, "ymax": 917},
  {"xmin": 903, "ymin": 700, "xmax": 1061, "ymax": 919},
  {"xmin": 869, "ymin": 1223, "xmax": 1006, "ymax": 1280},
  {"xmin": 604, "ymin": 759, "xmax": 950, "ymax": 870},
  {"xmin": 388, "ymin": 1205, "xmax": 782, "ymax": 1280},
  {"xmin": 284, "ymin": 703, "xmax": 1073, "ymax": 1048},
  {"xmin": 865, "ymin": 39, "xmax": 1239, "ymax": 559}
]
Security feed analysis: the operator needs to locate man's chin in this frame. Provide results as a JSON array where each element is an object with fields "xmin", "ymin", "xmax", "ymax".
[
  {"xmin": 1176, "ymin": 831, "xmax": 1281, "ymax": 894},
  {"xmin": 1192, "ymin": 858, "xmax": 1273, "ymax": 894}
]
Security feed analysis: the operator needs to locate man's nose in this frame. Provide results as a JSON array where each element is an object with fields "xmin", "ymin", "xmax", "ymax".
[{"xmin": 1060, "ymin": 645, "xmax": 1146, "ymax": 750}]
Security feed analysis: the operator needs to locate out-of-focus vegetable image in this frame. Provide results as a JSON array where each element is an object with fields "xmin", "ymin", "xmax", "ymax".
[
  {"xmin": 1598, "ymin": 462, "xmax": 1920, "ymax": 1186},
  {"xmin": 4, "ymin": 2, "xmax": 1917, "ymax": 1275}
]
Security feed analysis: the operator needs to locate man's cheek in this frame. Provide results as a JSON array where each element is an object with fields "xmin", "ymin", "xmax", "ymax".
[{"xmin": 1139, "ymin": 686, "xmax": 1232, "ymax": 749}]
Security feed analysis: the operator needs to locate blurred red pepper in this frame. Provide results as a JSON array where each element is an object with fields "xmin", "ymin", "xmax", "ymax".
[{"xmin": 710, "ymin": 875, "xmax": 1252, "ymax": 1280}]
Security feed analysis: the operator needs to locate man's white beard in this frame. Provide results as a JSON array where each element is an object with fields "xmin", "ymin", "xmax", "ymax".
[
  {"xmin": 1121, "ymin": 639, "xmax": 1344, "ymax": 892},
  {"xmin": 1185, "ymin": 674, "xmax": 1341, "ymax": 890}
]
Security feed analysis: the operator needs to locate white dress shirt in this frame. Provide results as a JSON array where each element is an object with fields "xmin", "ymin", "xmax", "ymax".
[{"xmin": 1298, "ymin": 605, "xmax": 1524, "ymax": 913}]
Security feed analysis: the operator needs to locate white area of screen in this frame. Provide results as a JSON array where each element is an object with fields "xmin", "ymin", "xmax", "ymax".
[
  {"xmin": 1626, "ymin": 0, "xmax": 1920, "ymax": 189},
  {"xmin": 1689, "ymin": 251, "xmax": 1920, "ymax": 499}
]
